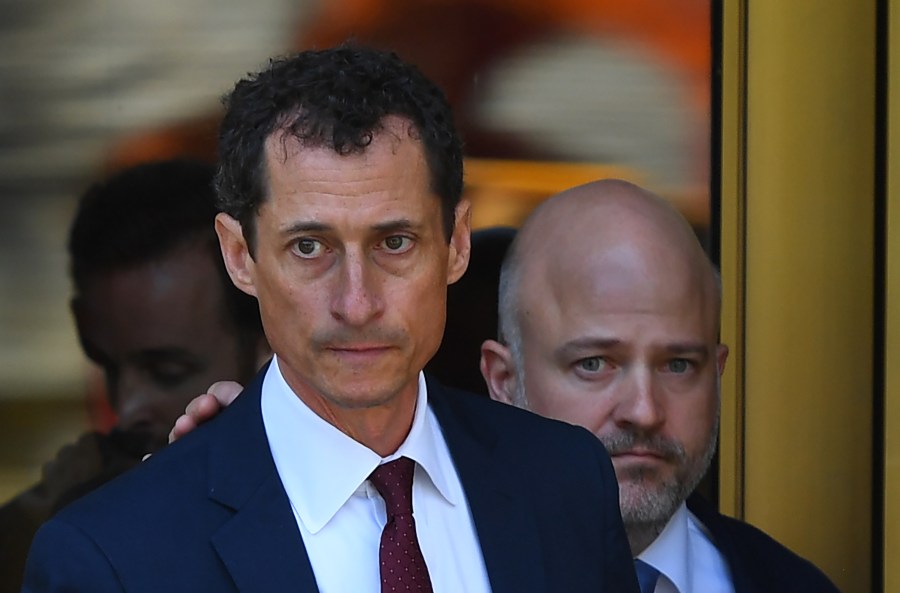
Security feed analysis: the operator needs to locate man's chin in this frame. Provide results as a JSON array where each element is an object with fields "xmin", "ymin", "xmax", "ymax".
[
  {"xmin": 315, "ymin": 374, "xmax": 414, "ymax": 411},
  {"xmin": 618, "ymin": 480, "xmax": 684, "ymax": 526}
]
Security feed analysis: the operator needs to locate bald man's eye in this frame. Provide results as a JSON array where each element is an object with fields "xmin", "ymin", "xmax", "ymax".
[
  {"xmin": 665, "ymin": 359, "xmax": 692, "ymax": 374},
  {"xmin": 577, "ymin": 357, "xmax": 608, "ymax": 373}
]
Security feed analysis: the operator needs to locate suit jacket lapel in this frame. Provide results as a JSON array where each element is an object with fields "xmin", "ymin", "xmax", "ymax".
[
  {"xmin": 687, "ymin": 494, "xmax": 751, "ymax": 593},
  {"xmin": 428, "ymin": 380, "xmax": 548, "ymax": 593},
  {"xmin": 211, "ymin": 472, "xmax": 318, "ymax": 593},
  {"xmin": 206, "ymin": 366, "xmax": 320, "ymax": 593}
]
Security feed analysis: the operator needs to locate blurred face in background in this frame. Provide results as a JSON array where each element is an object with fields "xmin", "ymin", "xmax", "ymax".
[{"xmin": 73, "ymin": 244, "xmax": 255, "ymax": 451}]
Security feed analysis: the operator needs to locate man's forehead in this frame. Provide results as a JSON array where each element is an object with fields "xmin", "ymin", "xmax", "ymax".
[
  {"xmin": 519, "ymin": 256, "xmax": 718, "ymax": 346},
  {"xmin": 254, "ymin": 127, "xmax": 440, "ymax": 243},
  {"xmin": 513, "ymin": 186, "xmax": 716, "ymax": 310},
  {"xmin": 79, "ymin": 250, "xmax": 227, "ymax": 327},
  {"xmin": 524, "ymin": 246, "xmax": 701, "ymax": 306}
]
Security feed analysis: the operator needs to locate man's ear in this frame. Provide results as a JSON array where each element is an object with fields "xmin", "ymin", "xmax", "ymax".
[
  {"xmin": 480, "ymin": 339, "xmax": 519, "ymax": 406},
  {"xmin": 215, "ymin": 213, "xmax": 257, "ymax": 297},
  {"xmin": 716, "ymin": 343, "xmax": 729, "ymax": 376},
  {"xmin": 447, "ymin": 200, "xmax": 472, "ymax": 285}
]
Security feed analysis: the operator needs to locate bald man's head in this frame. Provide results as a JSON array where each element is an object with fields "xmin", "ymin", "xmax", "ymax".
[
  {"xmin": 498, "ymin": 179, "xmax": 720, "ymax": 352},
  {"xmin": 480, "ymin": 179, "xmax": 728, "ymax": 554}
]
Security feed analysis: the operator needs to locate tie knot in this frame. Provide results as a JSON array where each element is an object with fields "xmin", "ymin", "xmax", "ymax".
[
  {"xmin": 634, "ymin": 559, "xmax": 660, "ymax": 593},
  {"xmin": 369, "ymin": 457, "xmax": 416, "ymax": 518}
]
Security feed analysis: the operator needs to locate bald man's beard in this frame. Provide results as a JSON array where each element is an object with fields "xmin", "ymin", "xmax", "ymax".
[
  {"xmin": 510, "ymin": 357, "xmax": 719, "ymax": 534},
  {"xmin": 602, "ymin": 418, "xmax": 719, "ymax": 536}
]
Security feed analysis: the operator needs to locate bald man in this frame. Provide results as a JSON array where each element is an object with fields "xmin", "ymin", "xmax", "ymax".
[
  {"xmin": 480, "ymin": 179, "xmax": 838, "ymax": 592},
  {"xmin": 172, "ymin": 180, "xmax": 840, "ymax": 592}
]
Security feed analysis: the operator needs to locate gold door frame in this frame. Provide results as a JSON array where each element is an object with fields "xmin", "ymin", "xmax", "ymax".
[
  {"xmin": 885, "ymin": 0, "xmax": 900, "ymax": 590},
  {"xmin": 719, "ymin": 1, "xmax": 876, "ymax": 591}
]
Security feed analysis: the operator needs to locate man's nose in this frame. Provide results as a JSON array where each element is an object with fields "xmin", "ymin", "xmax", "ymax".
[
  {"xmin": 113, "ymin": 371, "xmax": 161, "ymax": 431},
  {"xmin": 330, "ymin": 251, "xmax": 385, "ymax": 326},
  {"xmin": 613, "ymin": 367, "xmax": 665, "ymax": 431}
]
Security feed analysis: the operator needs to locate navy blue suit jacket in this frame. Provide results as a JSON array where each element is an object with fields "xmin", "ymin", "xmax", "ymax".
[
  {"xmin": 23, "ymin": 371, "xmax": 638, "ymax": 593},
  {"xmin": 687, "ymin": 495, "xmax": 841, "ymax": 592}
]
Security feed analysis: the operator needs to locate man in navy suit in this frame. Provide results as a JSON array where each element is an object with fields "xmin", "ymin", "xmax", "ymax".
[
  {"xmin": 480, "ymin": 179, "xmax": 840, "ymax": 592},
  {"xmin": 23, "ymin": 45, "xmax": 637, "ymax": 592}
]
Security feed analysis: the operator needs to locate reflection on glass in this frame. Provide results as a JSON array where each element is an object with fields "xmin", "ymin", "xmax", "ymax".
[{"xmin": 0, "ymin": 0, "xmax": 710, "ymax": 499}]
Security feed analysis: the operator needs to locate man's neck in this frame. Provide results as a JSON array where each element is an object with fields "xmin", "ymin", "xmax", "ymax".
[
  {"xmin": 291, "ymin": 387, "xmax": 418, "ymax": 456},
  {"xmin": 276, "ymin": 357, "xmax": 420, "ymax": 457}
]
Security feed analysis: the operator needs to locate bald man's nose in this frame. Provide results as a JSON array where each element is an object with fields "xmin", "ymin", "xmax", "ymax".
[{"xmin": 613, "ymin": 369, "xmax": 665, "ymax": 431}]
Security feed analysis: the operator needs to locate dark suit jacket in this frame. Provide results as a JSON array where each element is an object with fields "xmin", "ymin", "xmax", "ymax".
[
  {"xmin": 687, "ymin": 495, "xmax": 841, "ymax": 592},
  {"xmin": 23, "ymin": 371, "xmax": 638, "ymax": 593}
]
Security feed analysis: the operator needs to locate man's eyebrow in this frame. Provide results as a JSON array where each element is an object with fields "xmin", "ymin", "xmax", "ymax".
[
  {"xmin": 371, "ymin": 218, "xmax": 416, "ymax": 233},
  {"xmin": 281, "ymin": 221, "xmax": 331, "ymax": 235},
  {"xmin": 663, "ymin": 343, "xmax": 710, "ymax": 357},
  {"xmin": 554, "ymin": 338, "xmax": 711, "ymax": 360},
  {"xmin": 556, "ymin": 337, "xmax": 621, "ymax": 359}
]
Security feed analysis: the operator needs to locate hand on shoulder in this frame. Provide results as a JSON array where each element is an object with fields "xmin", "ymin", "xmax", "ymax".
[{"xmin": 167, "ymin": 381, "xmax": 243, "ymax": 444}]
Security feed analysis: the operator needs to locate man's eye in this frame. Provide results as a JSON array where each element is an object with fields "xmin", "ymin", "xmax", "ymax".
[
  {"xmin": 141, "ymin": 364, "xmax": 192, "ymax": 388},
  {"xmin": 666, "ymin": 359, "xmax": 691, "ymax": 373},
  {"xmin": 577, "ymin": 357, "xmax": 607, "ymax": 373},
  {"xmin": 293, "ymin": 238, "xmax": 323, "ymax": 258},
  {"xmin": 381, "ymin": 236, "xmax": 413, "ymax": 253}
]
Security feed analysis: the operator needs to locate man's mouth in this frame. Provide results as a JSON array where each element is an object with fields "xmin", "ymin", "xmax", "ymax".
[
  {"xmin": 326, "ymin": 345, "xmax": 394, "ymax": 359},
  {"xmin": 612, "ymin": 449, "xmax": 668, "ymax": 461}
]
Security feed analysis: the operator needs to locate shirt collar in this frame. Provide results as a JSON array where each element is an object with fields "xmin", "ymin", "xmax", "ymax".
[
  {"xmin": 261, "ymin": 356, "xmax": 457, "ymax": 534},
  {"xmin": 638, "ymin": 502, "xmax": 691, "ymax": 593}
]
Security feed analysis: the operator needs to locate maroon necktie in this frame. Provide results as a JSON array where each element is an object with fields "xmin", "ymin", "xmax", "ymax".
[{"xmin": 369, "ymin": 457, "xmax": 434, "ymax": 593}]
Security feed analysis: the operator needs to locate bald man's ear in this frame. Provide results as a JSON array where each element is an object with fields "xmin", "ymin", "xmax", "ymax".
[
  {"xmin": 716, "ymin": 344, "xmax": 729, "ymax": 376},
  {"xmin": 216, "ymin": 213, "xmax": 258, "ymax": 297},
  {"xmin": 480, "ymin": 339, "xmax": 519, "ymax": 406},
  {"xmin": 447, "ymin": 200, "xmax": 471, "ymax": 285}
]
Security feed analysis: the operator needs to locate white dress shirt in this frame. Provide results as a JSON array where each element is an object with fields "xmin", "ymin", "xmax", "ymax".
[
  {"xmin": 637, "ymin": 502, "xmax": 734, "ymax": 593},
  {"xmin": 261, "ymin": 356, "xmax": 493, "ymax": 593}
]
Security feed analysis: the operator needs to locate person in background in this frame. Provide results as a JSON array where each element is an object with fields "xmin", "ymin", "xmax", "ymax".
[
  {"xmin": 480, "ymin": 179, "xmax": 839, "ymax": 592},
  {"xmin": 23, "ymin": 45, "xmax": 637, "ymax": 592},
  {"xmin": 0, "ymin": 159, "xmax": 268, "ymax": 593}
]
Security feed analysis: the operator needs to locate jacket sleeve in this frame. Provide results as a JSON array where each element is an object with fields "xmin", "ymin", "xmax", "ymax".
[
  {"xmin": 591, "ymin": 436, "xmax": 641, "ymax": 593},
  {"xmin": 22, "ymin": 518, "xmax": 125, "ymax": 593}
]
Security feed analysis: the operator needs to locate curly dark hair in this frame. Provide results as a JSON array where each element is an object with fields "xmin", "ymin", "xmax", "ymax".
[
  {"xmin": 68, "ymin": 159, "xmax": 263, "ymax": 349},
  {"xmin": 215, "ymin": 44, "xmax": 464, "ymax": 253}
]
